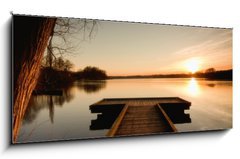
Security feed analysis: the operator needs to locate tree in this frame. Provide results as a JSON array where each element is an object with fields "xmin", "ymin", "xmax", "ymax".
[
  {"xmin": 13, "ymin": 16, "xmax": 97, "ymax": 142},
  {"xmin": 54, "ymin": 57, "xmax": 65, "ymax": 70},
  {"xmin": 52, "ymin": 57, "xmax": 74, "ymax": 71},
  {"xmin": 13, "ymin": 15, "xmax": 56, "ymax": 142},
  {"xmin": 45, "ymin": 18, "xmax": 97, "ymax": 68},
  {"xmin": 205, "ymin": 68, "xmax": 216, "ymax": 73},
  {"xmin": 64, "ymin": 60, "xmax": 74, "ymax": 71},
  {"xmin": 81, "ymin": 66, "xmax": 107, "ymax": 80}
]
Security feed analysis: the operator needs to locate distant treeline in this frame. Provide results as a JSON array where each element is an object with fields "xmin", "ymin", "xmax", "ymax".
[
  {"xmin": 36, "ymin": 66, "xmax": 231, "ymax": 92},
  {"xmin": 194, "ymin": 69, "xmax": 232, "ymax": 80},
  {"xmin": 108, "ymin": 69, "xmax": 232, "ymax": 81}
]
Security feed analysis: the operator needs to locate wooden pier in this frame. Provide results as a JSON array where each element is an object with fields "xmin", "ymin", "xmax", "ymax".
[{"xmin": 90, "ymin": 97, "xmax": 191, "ymax": 137}]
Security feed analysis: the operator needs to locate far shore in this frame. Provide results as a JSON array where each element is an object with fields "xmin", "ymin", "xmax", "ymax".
[{"xmin": 107, "ymin": 69, "xmax": 232, "ymax": 81}]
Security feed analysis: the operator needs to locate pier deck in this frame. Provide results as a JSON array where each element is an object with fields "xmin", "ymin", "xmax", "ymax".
[{"xmin": 90, "ymin": 97, "xmax": 191, "ymax": 137}]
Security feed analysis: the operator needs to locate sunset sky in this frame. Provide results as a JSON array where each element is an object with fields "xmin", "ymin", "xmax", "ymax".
[{"xmin": 61, "ymin": 20, "xmax": 232, "ymax": 76}]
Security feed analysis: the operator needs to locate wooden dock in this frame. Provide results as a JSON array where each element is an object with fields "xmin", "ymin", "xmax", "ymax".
[{"xmin": 90, "ymin": 97, "xmax": 191, "ymax": 137}]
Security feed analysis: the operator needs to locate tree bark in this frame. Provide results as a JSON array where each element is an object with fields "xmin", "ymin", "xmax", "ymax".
[{"xmin": 13, "ymin": 15, "xmax": 56, "ymax": 143}]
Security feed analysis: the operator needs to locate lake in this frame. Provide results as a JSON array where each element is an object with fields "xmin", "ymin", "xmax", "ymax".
[{"xmin": 17, "ymin": 78, "xmax": 232, "ymax": 143}]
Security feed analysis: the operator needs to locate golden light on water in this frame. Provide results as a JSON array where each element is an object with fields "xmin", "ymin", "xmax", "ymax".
[
  {"xmin": 187, "ymin": 77, "xmax": 200, "ymax": 96},
  {"xmin": 185, "ymin": 58, "xmax": 200, "ymax": 74}
]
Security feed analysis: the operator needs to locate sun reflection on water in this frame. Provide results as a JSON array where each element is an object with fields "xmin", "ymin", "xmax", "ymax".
[{"xmin": 187, "ymin": 78, "xmax": 200, "ymax": 96}]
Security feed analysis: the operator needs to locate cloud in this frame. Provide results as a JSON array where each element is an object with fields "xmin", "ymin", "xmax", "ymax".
[{"xmin": 168, "ymin": 31, "xmax": 232, "ymax": 71}]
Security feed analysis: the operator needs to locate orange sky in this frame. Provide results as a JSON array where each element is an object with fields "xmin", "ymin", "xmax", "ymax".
[{"xmin": 54, "ymin": 19, "xmax": 232, "ymax": 76}]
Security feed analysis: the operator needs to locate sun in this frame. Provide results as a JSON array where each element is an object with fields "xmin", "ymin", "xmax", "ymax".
[{"xmin": 185, "ymin": 59, "xmax": 200, "ymax": 74}]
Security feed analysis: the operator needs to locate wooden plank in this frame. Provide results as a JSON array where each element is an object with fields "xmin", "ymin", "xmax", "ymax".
[
  {"xmin": 111, "ymin": 105, "xmax": 175, "ymax": 136},
  {"xmin": 106, "ymin": 104, "xmax": 129, "ymax": 137}
]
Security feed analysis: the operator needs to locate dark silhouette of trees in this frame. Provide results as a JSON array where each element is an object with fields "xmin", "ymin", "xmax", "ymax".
[
  {"xmin": 13, "ymin": 15, "xmax": 56, "ymax": 142},
  {"xmin": 37, "ymin": 57, "xmax": 74, "ymax": 91},
  {"xmin": 53, "ymin": 57, "xmax": 65, "ymax": 70},
  {"xmin": 205, "ymin": 68, "xmax": 216, "ymax": 73},
  {"xmin": 64, "ymin": 60, "xmax": 74, "ymax": 71},
  {"xmin": 76, "ymin": 66, "xmax": 107, "ymax": 80},
  {"xmin": 52, "ymin": 57, "xmax": 74, "ymax": 71},
  {"xmin": 36, "ymin": 67, "xmax": 75, "ymax": 91},
  {"xmin": 204, "ymin": 68, "xmax": 232, "ymax": 80}
]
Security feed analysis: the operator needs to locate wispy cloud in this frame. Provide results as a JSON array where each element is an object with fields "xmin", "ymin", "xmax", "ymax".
[{"xmin": 157, "ymin": 30, "xmax": 232, "ymax": 73}]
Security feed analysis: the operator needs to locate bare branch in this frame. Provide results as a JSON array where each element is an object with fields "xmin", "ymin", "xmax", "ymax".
[{"xmin": 44, "ymin": 18, "xmax": 98, "ymax": 68}]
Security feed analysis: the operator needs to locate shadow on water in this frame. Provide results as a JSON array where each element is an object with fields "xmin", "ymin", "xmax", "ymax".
[
  {"xmin": 160, "ymin": 104, "xmax": 191, "ymax": 124},
  {"xmin": 90, "ymin": 105, "xmax": 124, "ymax": 130},
  {"xmin": 23, "ymin": 86, "xmax": 75, "ymax": 124},
  {"xmin": 75, "ymin": 80, "xmax": 107, "ymax": 94}
]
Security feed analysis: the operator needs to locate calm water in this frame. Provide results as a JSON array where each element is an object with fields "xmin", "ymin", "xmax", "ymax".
[{"xmin": 17, "ymin": 78, "xmax": 232, "ymax": 143}]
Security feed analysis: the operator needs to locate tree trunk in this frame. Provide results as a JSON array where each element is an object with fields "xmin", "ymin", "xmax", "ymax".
[
  {"xmin": 46, "ymin": 36, "xmax": 54, "ymax": 68},
  {"xmin": 13, "ymin": 15, "xmax": 56, "ymax": 143}
]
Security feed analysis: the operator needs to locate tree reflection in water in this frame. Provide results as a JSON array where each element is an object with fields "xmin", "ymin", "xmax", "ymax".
[
  {"xmin": 206, "ymin": 83, "xmax": 216, "ymax": 87},
  {"xmin": 75, "ymin": 80, "xmax": 106, "ymax": 94},
  {"xmin": 23, "ymin": 86, "xmax": 75, "ymax": 124},
  {"xmin": 23, "ymin": 80, "xmax": 107, "ymax": 125}
]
